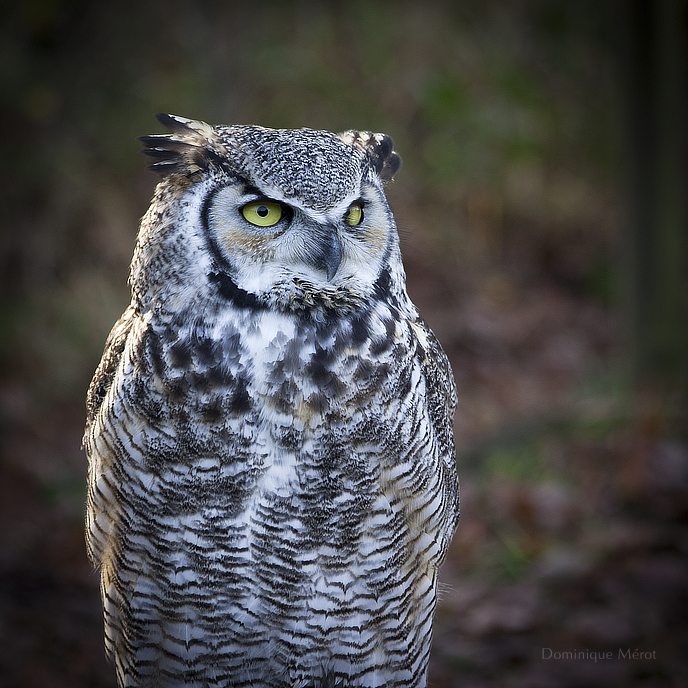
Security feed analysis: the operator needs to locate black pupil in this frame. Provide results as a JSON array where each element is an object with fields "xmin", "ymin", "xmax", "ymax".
[{"xmin": 256, "ymin": 205, "xmax": 269, "ymax": 217}]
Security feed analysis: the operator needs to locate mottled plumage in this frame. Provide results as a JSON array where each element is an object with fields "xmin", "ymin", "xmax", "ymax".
[{"xmin": 85, "ymin": 114, "xmax": 459, "ymax": 688}]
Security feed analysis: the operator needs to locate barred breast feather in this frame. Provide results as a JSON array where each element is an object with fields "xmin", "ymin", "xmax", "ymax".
[{"xmin": 86, "ymin": 301, "xmax": 457, "ymax": 688}]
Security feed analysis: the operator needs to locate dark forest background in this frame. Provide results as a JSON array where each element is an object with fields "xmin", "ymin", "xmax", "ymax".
[{"xmin": 1, "ymin": 1, "xmax": 687, "ymax": 686}]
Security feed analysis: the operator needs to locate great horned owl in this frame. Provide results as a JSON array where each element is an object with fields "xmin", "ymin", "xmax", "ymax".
[{"xmin": 85, "ymin": 114, "xmax": 459, "ymax": 688}]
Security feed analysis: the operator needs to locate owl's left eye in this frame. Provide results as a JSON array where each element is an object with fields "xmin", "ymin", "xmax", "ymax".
[
  {"xmin": 343, "ymin": 202, "xmax": 364, "ymax": 227},
  {"xmin": 241, "ymin": 201, "xmax": 283, "ymax": 227}
]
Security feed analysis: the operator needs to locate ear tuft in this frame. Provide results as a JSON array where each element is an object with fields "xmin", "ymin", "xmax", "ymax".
[
  {"xmin": 369, "ymin": 134, "xmax": 402, "ymax": 182},
  {"xmin": 139, "ymin": 114, "xmax": 226, "ymax": 176},
  {"xmin": 339, "ymin": 130, "xmax": 402, "ymax": 183}
]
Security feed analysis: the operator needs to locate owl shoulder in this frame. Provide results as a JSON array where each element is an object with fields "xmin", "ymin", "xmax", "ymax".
[
  {"xmin": 85, "ymin": 305, "xmax": 136, "ymax": 432},
  {"xmin": 408, "ymin": 317, "xmax": 456, "ymax": 408}
]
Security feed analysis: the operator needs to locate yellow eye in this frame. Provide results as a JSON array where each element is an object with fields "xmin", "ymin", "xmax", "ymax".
[
  {"xmin": 344, "ymin": 202, "xmax": 364, "ymax": 227},
  {"xmin": 241, "ymin": 201, "xmax": 283, "ymax": 227}
]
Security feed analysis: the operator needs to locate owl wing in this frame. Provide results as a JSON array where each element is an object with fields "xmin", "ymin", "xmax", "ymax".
[
  {"xmin": 412, "ymin": 316, "xmax": 460, "ymax": 528},
  {"xmin": 85, "ymin": 305, "xmax": 136, "ymax": 435}
]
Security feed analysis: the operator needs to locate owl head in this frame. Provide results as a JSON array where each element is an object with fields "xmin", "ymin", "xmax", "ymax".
[{"xmin": 131, "ymin": 114, "xmax": 406, "ymax": 319}]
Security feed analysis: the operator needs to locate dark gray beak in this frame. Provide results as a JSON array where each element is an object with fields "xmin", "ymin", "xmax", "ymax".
[{"xmin": 309, "ymin": 228, "xmax": 342, "ymax": 281}]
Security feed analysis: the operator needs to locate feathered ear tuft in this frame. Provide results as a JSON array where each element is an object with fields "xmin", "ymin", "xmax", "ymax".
[
  {"xmin": 139, "ymin": 114, "xmax": 227, "ymax": 176},
  {"xmin": 339, "ymin": 130, "xmax": 402, "ymax": 183},
  {"xmin": 366, "ymin": 133, "xmax": 401, "ymax": 182}
]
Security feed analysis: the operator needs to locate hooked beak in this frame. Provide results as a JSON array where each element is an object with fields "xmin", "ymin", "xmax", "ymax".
[{"xmin": 309, "ymin": 227, "xmax": 342, "ymax": 281}]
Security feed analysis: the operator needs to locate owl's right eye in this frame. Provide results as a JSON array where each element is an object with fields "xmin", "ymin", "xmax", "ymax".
[{"xmin": 241, "ymin": 201, "xmax": 283, "ymax": 227}]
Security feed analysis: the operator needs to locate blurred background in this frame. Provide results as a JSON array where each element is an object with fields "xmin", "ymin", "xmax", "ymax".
[{"xmin": 1, "ymin": 0, "xmax": 686, "ymax": 686}]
